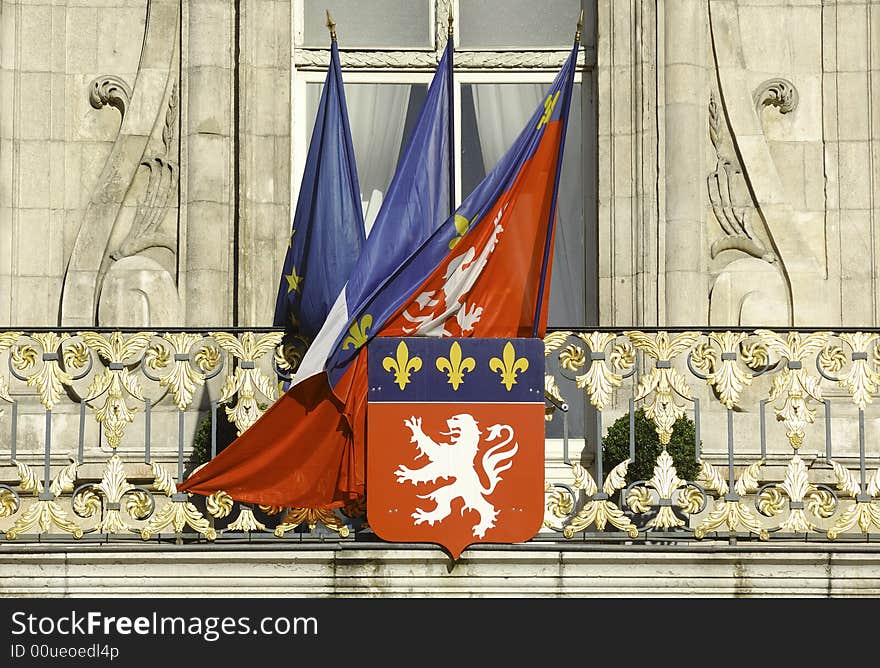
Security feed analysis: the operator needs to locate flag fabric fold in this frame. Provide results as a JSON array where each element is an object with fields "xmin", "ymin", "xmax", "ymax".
[
  {"xmin": 273, "ymin": 39, "xmax": 364, "ymax": 340},
  {"xmin": 179, "ymin": 41, "xmax": 579, "ymax": 509},
  {"xmin": 292, "ymin": 41, "xmax": 455, "ymax": 386}
]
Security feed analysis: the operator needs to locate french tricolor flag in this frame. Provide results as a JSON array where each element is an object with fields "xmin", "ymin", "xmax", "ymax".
[{"xmin": 179, "ymin": 41, "xmax": 579, "ymax": 509}]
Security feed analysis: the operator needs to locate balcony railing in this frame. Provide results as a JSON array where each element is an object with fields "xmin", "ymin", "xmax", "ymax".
[{"xmin": 0, "ymin": 327, "xmax": 879, "ymax": 544}]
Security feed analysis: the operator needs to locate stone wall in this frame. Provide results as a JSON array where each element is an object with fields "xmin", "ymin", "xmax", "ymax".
[
  {"xmin": 0, "ymin": 0, "xmax": 291, "ymax": 329},
  {"xmin": 6, "ymin": 1, "xmax": 873, "ymax": 332},
  {"xmin": 598, "ymin": 0, "xmax": 880, "ymax": 329}
]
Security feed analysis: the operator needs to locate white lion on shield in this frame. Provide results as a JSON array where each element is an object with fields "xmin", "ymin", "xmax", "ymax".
[{"xmin": 394, "ymin": 413, "xmax": 518, "ymax": 538}]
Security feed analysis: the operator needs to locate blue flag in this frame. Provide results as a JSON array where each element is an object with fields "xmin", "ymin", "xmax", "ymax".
[
  {"xmin": 273, "ymin": 40, "xmax": 364, "ymax": 340},
  {"xmin": 293, "ymin": 40, "xmax": 454, "ymax": 382}
]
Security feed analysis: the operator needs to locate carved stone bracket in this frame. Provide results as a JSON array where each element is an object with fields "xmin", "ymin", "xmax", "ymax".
[
  {"xmin": 89, "ymin": 75, "xmax": 133, "ymax": 118},
  {"xmin": 754, "ymin": 78, "xmax": 798, "ymax": 116}
]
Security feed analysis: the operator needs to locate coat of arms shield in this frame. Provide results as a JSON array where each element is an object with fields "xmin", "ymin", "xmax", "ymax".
[{"xmin": 367, "ymin": 337, "xmax": 545, "ymax": 559}]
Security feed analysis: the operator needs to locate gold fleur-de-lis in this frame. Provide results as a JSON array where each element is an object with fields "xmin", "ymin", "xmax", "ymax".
[
  {"xmin": 489, "ymin": 341, "xmax": 529, "ymax": 390},
  {"xmin": 537, "ymin": 91, "xmax": 560, "ymax": 129},
  {"xmin": 436, "ymin": 342, "xmax": 475, "ymax": 390},
  {"xmin": 448, "ymin": 214, "xmax": 473, "ymax": 250},
  {"xmin": 382, "ymin": 341, "xmax": 422, "ymax": 390},
  {"xmin": 342, "ymin": 314, "xmax": 373, "ymax": 351}
]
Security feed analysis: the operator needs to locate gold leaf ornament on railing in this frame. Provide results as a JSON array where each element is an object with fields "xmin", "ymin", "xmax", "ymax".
[
  {"xmin": 822, "ymin": 333, "xmax": 880, "ymax": 409},
  {"xmin": 80, "ymin": 331, "xmax": 154, "ymax": 448},
  {"xmin": 0, "ymin": 331, "xmax": 23, "ymax": 404},
  {"xmin": 573, "ymin": 332, "xmax": 635, "ymax": 410},
  {"xmin": 690, "ymin": 331, "xmax": 760, "ymax": 408},
  {"xmin": 71, "ymin": 455, "xmax": 153, "ymax": 534},
  {"xmin": 206, "ymin": 490, "xmax": 234, "ymax": 519},
  {"xmin": 6, "ymin": 461, "xmax": 83, "ymax": 539},
  {"xmin": 545, "ymin": 461, "xmax": 639, "ymax": 538},
  {"xmin": 206, "ymin": 490, "xmax": 270, "ymax": 534},
  {"xmin": 624, "ymin": 449, "xmax": 699, "ymax": 529},
  {"xmin": 694, "ymin": 460, "xmax": 768, "ymax": 540},
  {"xmin": 626, "ymin": 330, "xmax": 701, "ymax": 444},
  {"xmin": 145, "ymin": 333, "xmax": 209, "ymax": 411},
  {"xmin": 827, "ymin": 462, "xmax": 880, "ymax": 538},
  {"xmin": 227, "ymin": 507, "xmax": 268, "ymax": 533},
  {"xmin": 756, "ymin": 329, "xmax": 831, "ymax": 450},
  {"xmin": 11, "ymin": 333, "xmax": 76, "ymax": 410},
  {"xmin": 0, "ymin": 486, "xmax": 19, "ymax": 518},
  {"xmin": 140, "ymin": 463, "xmax": 215, "ymax": 540},
  {"xmin": 274, "ymin": 507, "xmax": 350, "ymax": 537},
  {"xmin": 756, "ymin": 454, "xmax": 836, "ymax": 533},
  {"xmin": 212, "ymin": 331, "xmax": 284, "ymax": 435}
]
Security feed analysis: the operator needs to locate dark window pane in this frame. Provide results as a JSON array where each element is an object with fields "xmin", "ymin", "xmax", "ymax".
[
  {"xmin": 459, "ymin": 0, "xmax": 589, "ymax": 49},
  {"xmin": 301, "ymin": 1, "xmax": 432, "ymax": 48}
]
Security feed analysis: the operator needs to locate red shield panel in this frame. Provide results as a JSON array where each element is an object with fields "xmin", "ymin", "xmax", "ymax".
[{"xmin": 367, "ymin": 338, "xmax": 545, "ymax": 559}]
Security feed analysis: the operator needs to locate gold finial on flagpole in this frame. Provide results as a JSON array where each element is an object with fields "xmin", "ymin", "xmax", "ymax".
[
  {"xmin": 326, "ymin": 9, "xmax": 337, "ymax": 42},
  {"xmin": 448, "ymin": 5, "xmax": 454, "ymax": 37},
  {"xmin": 575, "ymin": 9, "xmax": 584, "ymax": 44}
]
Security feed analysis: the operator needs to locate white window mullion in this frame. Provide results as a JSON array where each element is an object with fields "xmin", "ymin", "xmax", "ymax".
[{"xmin": 453, "ymin": 80, "xmax": 462, "ymax": 208}]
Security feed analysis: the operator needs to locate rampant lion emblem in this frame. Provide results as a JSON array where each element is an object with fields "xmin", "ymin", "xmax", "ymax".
[{"xmin": 394, "ymin": 413, "xmax": 518, "ymax": 538}]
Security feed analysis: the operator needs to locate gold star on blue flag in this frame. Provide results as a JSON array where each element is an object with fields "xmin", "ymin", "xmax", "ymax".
[{"xmin": 273, "ymin": 34, "xmax": 364, "ymax": 340}]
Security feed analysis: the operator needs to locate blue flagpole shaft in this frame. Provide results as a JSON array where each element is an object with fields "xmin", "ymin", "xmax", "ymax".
[{"xmin": 532, "ymin": 43, "xmax": 579, "ymax": 338}]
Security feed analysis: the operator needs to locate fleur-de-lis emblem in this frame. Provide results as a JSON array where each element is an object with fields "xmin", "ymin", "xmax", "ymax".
[
  {"xmin": 489, "ymin": 341, "xmax": 529, "ymax": 390},
  {"xmin": 342, "ymin": 314, "xmax": 373, "ymax": 351},
  {"xmin": 436, "ymin": 342, "xmax": 475, "ymax": 390},
  {"xmin": 448, "ymin": 214, "xmax": 473, "ymax": 250},
  {"xmin": 383, "ymin": 341, "xmax": 422, "ymax": 390},
  {"xmin": 537, "ymin": 91, "xmax": 560, "ymax": 129}
]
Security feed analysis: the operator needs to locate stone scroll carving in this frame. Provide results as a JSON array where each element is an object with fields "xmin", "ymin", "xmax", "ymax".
[
  {"xmin": 110, "ymin": 85, "xmax": 179, "ymax": 262},
  {"xmin": 89, "ymin": 76, "xmax": 132, "ymax": 117},
  {"xmin": 753, "ymin": 78, "xmax": 798, "ymax": 116},
  {"xmin": 707, "ymin": 91, "xmax": 775, "ymax": 263},
  {"xmin": 705, "ymin": 0, "xmax": 825, "ymax": 327},
  {"xmin": 61, "ymin": 0, "xmax": 181, "ymax": 328}
]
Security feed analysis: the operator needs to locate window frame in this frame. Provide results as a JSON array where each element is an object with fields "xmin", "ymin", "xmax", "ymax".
[{"xmin": 291, "ymin": 0, "xmax": 595, "ymax": 329}]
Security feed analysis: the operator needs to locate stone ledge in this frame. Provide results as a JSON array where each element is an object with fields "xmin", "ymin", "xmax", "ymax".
[{"xmin": 2, "ymin": 543, "xmax": 880, "ymax": 597}]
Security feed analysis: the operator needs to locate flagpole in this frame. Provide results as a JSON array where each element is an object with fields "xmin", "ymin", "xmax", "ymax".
[
  {"xmin": 531, "ymin": 10, "xmax": 582, "ymax": 338},
  {"xmin": 447, "ymin": 6, "xmax": 456, "ymax": 218}
]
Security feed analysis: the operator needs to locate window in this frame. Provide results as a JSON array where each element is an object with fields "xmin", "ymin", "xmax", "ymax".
[{"xmin": 292, "ymin": 0, "xmax": 595, "ymax": 329}]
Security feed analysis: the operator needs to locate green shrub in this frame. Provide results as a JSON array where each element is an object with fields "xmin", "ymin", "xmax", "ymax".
[
  {"xmin": 188, "ymin": 416, "xmax": 212, "ymax": 471},
  {"xmin": 187, "ymin": 412, "xmax": 236, "ymax": 476},
  {"xmin": 601, "ymin": 407, "xmax": 699, "ymax": 486}
]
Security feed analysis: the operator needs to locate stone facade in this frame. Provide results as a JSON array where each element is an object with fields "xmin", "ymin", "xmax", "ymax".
[
  {"xmin": 1, "ymin": 1, "xmax": 880, "ymax": 596},
  {"xmin": 2, "ymin": 2, "xmax": 878, "ymax": 330},
  {"xmin": 599, "ymin": 0, "xmax": 880, "ymax": 328}
]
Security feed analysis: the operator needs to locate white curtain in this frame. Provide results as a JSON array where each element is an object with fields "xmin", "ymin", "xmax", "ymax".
[
  {"xmin": 344, "ymin": 84, "xmax": 409, "ymax": 235},
  {"xmin": 472, "ymin": 84, "xmax": 584, "ymax": 326}
]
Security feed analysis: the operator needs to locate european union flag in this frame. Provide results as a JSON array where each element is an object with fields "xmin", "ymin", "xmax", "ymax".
[{"xmin": 272, "ymin": 35, "xmax": 364, "ymax": 341}]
